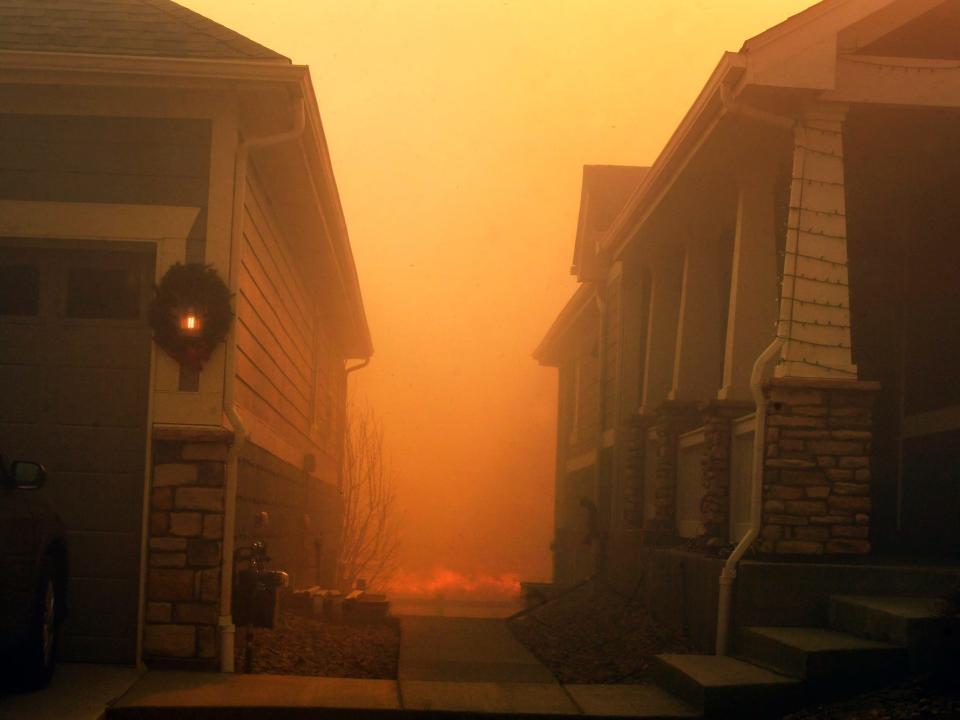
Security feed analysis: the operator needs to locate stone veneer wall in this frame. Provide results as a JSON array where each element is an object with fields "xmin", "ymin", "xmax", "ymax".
[
  {"xmin": 760, "ymin": 378, "xmax": 878, "ymax": 555},
  {"xmin": 621, "ymin": 413, "xmax": 648, "ymax": 528},
  {"xmin": 143, "ymin": 428, "xmax": 232, "ymax": 668},
  {"xmin": 699, "ymin": 400, "xmax": 755, "ymax": 548},
  {"xmin": 646, "ymin": 401, "xmax": 701, "ymax": 542}
]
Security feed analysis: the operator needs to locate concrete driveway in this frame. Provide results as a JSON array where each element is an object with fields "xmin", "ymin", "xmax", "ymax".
[{"xmin": 0, "ymin": 663, "xmax": 141, "ymax": 720}]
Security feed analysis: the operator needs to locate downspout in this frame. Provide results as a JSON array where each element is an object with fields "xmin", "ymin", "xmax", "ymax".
[
  {"xmin": 345, "ymin": 358, "xmax": 370, "ymax": 377},
  {"xmin": 715, "ymin": 336, "xmax": 783, "ymax": 656},
  {"xmin": 714, "ymin": 78, "xmax": 795, "ymax": 657},
  {"xmin": 220, "ymin": 93, "xmax": 306, "ymax": 672}
]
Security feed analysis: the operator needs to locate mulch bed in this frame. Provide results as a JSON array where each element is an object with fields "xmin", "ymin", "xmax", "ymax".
[
  {"xmin": 783, "ymin": 674, "xmax": 960, "ymax": 719},
  {"xmin": 508, "ymin": 581, "xmax": 690, "ymax": 684},
  {"xmin": 236, "ymin": 611, "xmax": 400, "ymax": 679}
]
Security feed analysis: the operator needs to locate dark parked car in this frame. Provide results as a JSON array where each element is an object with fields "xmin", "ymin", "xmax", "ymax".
[{"xmin": 0, "ymin": 456, "xmax": 68, "ymax": 689}]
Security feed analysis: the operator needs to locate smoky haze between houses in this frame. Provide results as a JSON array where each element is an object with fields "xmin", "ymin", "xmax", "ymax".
[
  {"xmin": 6, "ymin": 0, "xmax": 960, "ymax": 713},
  {"xmin": 170, "ymin": 0, "xmax": 817, "ymax": 600}
]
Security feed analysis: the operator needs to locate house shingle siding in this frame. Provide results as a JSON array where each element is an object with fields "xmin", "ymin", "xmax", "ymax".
[{"xmin": 0, "ymin": 0, "xmax": 288, "ymax": 61}]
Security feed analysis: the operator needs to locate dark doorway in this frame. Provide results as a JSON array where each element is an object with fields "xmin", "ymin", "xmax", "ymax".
[{"xmin": 847, "ymin": 107, "xmax": 960, "ymax": 557}]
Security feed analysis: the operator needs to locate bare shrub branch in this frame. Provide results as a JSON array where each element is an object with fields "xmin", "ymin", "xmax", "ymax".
[{"xmin": 336, "ymin": 401, "xmax": 400, "ymax": 592}]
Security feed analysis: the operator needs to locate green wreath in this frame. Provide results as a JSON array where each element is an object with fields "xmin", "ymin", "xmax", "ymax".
[{"xmin": 149, "ymin": 263, "xmax": 233, "ymax": 370}]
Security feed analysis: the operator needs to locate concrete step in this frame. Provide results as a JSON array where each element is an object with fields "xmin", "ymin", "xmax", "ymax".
[
  {"xmin": 828, "ymin": 595, "xmax": 960, "ymax": 670},
  {"xmin": 736, "ymin": 626, "xmax": 907, "ymax": 687},
  {"xmin": 649, "ymin": 654, "xmax": 801, "ymax": 718}
]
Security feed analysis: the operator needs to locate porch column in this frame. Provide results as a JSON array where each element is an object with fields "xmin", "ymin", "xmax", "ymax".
[
  {"xmin": 647, "ymin": 401, "xmax": 701, "ymax": 542},
  {"xmin": 700, "ymin": 399, "xmax": 754, "ymax": 547},
  {"xmin": 669, "ymin": 234, "xmax": 726, "ymax": 402},
  {"xmin": 718, "ymin": 155, "xmax": 780, "ymax": 400},
  {"xmin": 635, "ymin": 249, "xmax": 684, "ymax": 541},
  {"xmin": 639, "ymin": 251, "xmax": 683, "ymax": 415},
  {"xmin": 775, "ymin": 105, "xmax": 856, "ymax": 379},
  {"xmin": 760, "ymin": 105, "xmax": 877, "ymax": 557},
  {"xmin": 613, "ymin": 259, "xmax": 646, "ymax": 529}
]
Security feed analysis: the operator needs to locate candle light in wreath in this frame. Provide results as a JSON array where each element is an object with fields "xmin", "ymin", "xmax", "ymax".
[
  {"xmin": 178, "ymin": 306, "xmax": 204, "ymax": 337},
  {"xmin": 150, "ymin": 263, "xmax": 233, "ymax": 371}
]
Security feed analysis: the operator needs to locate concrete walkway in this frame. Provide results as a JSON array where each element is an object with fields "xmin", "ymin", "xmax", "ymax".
[
  {"xmin": 106, "ymin": 618, "xmax": 698, "ymax": 718},
  {"xmin": 108, "ymin": 671, "xmax": 697, "ymax": 718},
  {"xmin": 396, "ymin": 616, "xmax": 572, "ymax": 714},
  {"xmin": 398, "ymin": 616, "xmax": 557, "ymax": 683},
  {"xmin": 0, "ymin": 663, "xmax": 142, "ymax": 720}
]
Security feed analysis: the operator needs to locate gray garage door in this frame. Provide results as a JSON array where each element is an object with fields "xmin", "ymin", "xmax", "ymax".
[{"xmin": 0, "ymin": 241, "xmax": 153, "ymax": 664}]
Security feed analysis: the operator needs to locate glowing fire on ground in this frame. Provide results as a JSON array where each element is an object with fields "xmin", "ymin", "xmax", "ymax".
[{"xmin": 388, "ymin": 568, "xmax": 521, "ymax": 600}]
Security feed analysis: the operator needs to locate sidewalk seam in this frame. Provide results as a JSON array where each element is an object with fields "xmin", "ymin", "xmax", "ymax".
[
  {"xmin": 559, "ymin": 683, "xmax": 586, "ymax": 716},
  {"xmin": 396, "ymin": 678, "xmax": 407, "ymax": 711}
]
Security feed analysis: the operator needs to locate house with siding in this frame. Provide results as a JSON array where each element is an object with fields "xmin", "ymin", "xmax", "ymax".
[
  {"xmin": 0, "ymin": 0, "xmax": 371, "ymax": 670},
  {"xmin": 537, "ymin": 0, "xmax": 960, "ymax": 654}
]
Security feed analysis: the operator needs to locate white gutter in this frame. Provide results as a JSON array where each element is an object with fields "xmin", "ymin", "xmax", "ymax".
[
  {"xmin": 715, "ymin": 336, "xmax": 784, "ymax": 656},
  {"xmin": 219, "ymin": 95, "xmax": 306, "ymax": 672}
]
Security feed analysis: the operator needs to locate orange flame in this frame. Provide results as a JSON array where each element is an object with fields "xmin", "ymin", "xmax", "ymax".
[{"xmin": 388, "ymin": 568, "xmax": 521, "ymax": 600}]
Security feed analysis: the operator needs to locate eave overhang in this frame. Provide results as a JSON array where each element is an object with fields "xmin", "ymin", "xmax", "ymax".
[
  {"xmin": 603, "ymin": 50, "xmax": 747, "ymax": 262},
  {"xmin": 534, "ymin": 283, "xmax": 597, "ymax": 367},
  {"xmin": 601, "ymin": 0, "xmax": 947, "ymax": 265}
]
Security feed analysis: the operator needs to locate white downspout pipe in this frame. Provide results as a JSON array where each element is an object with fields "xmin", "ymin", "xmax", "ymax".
[
  {"xmin": 715, "ymin": 335, "xmax": 783, "ymax": 656},
  {"xmin": 219, "ymin": 94, "xmax": 306, "ymax": 672},
  {"xmin": 714, "ymin": 78, "xmax": 794, "ymax": 657}
]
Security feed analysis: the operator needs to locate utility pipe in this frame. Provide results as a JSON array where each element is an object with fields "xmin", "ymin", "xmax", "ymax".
[
  {"xmin": 219, "ymin": 94, "xmax": 306, "ymax": 672},
  {"xmin": 715, "ymin": 336, "xmax": 783, "ymax": 656}
]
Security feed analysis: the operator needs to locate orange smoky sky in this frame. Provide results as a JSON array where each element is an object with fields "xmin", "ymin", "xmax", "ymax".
[{"xmin": 178, "ymin": 0, "xmax": 814, "ymax": 584}]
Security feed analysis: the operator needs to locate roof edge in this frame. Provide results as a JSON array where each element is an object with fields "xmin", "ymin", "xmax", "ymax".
[
  {"xmin": 0, "ymin": 48, "xmax": 297, "ymax": 82},
  {"xmin": 534, "ymin": 283, "xmax": 596, "ymax": 366},
  {"xmin": 602, "ymin": 51, "xmax": 746, "ymax": 261},
  {"xmin": 299, "ymin": 71, "xmax": 374, "ymax": 359}
]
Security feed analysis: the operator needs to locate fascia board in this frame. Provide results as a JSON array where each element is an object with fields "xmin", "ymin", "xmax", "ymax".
[
  {"xmin": 740, "ymin": 0, "xmax": 937, "ymax": 91},
  {"xmin": 298, "ymin": 71, "xmax": 373, "ymax": 359}
]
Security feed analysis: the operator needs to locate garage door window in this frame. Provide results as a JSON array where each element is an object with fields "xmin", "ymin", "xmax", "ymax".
[
  {"xmin": 66, "ymin": 266, "xmax": 140, "ymax": 320},
  {"xmin": 0, "ymin": 264, "xmax": 39, "ymax": 316}
]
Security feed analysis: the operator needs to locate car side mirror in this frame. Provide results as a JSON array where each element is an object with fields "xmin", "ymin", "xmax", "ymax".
[{"xmin": 11, "ymin": 461, "xmax": 47, "ymax": 490}]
